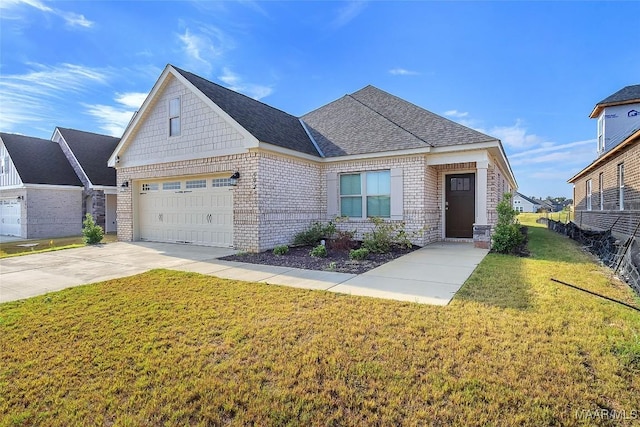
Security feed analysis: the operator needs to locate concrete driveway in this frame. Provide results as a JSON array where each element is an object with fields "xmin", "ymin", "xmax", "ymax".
[{"xmin": 0, "ymin": 241, "xmax": 488, "ymax": 305}]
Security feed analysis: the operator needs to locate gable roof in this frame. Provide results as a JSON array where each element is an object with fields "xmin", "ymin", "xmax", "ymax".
[
  {"xmin": 56, "ymin": 127, "xmax": 119, "ymax": 186},
  {"xmin": 302, "ymin": 85, "xmax": 497, "ymax": 157},
  {"xmin": 515, "ymin": 192, "xmax": 539, "ymax": 205},
  {"xmin": 172, "ymin": 66, "xmax": 320, "ymax": 156},
  {"xmin": 590, "ymin": 84, "xmax": 640, "ymax": 118},
  {"xmin": 0, "ymin": 133, "xmax": 82, "ymax": 186}
]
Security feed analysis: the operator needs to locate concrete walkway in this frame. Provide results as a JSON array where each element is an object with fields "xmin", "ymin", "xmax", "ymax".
[{"xmin": 0, "ymin": 241, "xmax": 488, "ymax": 305}]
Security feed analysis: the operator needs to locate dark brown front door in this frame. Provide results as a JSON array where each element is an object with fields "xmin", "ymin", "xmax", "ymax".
[{"xmin": 445, "ymin": 173, "xmax": 475, "ymax": 238}]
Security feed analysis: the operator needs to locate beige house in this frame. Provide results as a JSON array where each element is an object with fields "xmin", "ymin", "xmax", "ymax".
[
  {"xmin": 108, "ymin": 65, "xmax": 517, "ymax": 252},
  {"xmin": 569, "ymin": 85, "xmax": 640, "ymax": 239}
]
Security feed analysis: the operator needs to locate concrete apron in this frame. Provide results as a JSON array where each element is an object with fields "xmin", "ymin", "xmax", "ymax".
[{"xmin": 0, "ymin": 241, "xmax": 488, "ymax": 306}]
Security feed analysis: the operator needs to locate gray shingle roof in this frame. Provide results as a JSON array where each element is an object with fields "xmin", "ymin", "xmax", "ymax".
[
  {"xmin": 1, "ymin": 133, "xmax": 82, "ymax": 186},
  {"xmin": 302, "ymin": 85, "xmax": 497, "ymax": 157},
  {"xmin": 515, "ymin": 192, "xmax": 539, "ymax": 205},
  {"xmin": 172, "ymin": 66, "xmax": 320, "ymax": 156},
  {"xmin": 57, "ymin": 127, "xmax": 119, "ymax": 186},
  {"xmin": 596, "ymin": 84, "xmax": 640, "ymax": 105}
]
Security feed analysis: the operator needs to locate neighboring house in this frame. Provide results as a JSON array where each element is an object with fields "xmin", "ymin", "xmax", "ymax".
[
  {"xmin": 51, "ymin": 127, "xmax": 120, "ymax": 233},
  {"xmin": 0, "ymin": 133, "xmax": 83, "ymax": 238},
  {"xmin": 534, "ymin": 198, "xmax": 556, "ymax": 213},
  {"xmin": 108, "ymin": 64, "xmax": 517, "ymax": 252},
  {"xmin": 568, "ymin": 84, "xmax": 640, "ymax": 238},
  {"xmin": 513, "ymin": 192, "xmax": 540, "ymax": 213}
]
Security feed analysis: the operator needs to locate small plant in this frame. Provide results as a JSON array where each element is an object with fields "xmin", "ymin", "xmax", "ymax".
[
  {"xmin": 309, "ymin": 244, "xmax": 327, "ymax": 258},
  {"xmin": 362, "ymin": 217, "xmax": 413, "ymax": 254},
  {"xmin": 491, "ymin": 193, "xmax": 525, "ymax": 254},
  {"xmin": 82, "ymin": 213, "xmax": 104, "ymax": 245},
  {"xmin": 293, "ymin": 222, "xmax": 336, "ymax": 246},
  {"xmin": 349, "ymin": 248, "xmax": 369, "ymax": 261},
  {"xmin": 272, "ymin": 245, "xmax": 289, "ymax": 256},
  {"xmin": 326, "ymin": 261, "xmax": 337, "ymax": 271},
  {"xmin": 329, "ymin": 230, "xmax": 357, "ymax": 251}
]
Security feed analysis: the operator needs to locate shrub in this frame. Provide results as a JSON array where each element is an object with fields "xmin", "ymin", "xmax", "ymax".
[
  {"xmin": 309, "ymin": 244, "xmax": 328, "ymax": 258},
  {"xmin": 273, "ymin": 245, "xmax": 289, "ymax": 256},
  {"xmin": 362, "ymin": 217, "xmax": 413, "ymax": 254},
  {"xmin": 293, "ymin": 222, "xmax": 336, "ymax": 246},
  {"xmin": 329, "ymin": 230, "xmax": 357, "ymax": 251},
  {"xmin": 491, "ymin": 193, "xmax": 525, "ymax": 254},
  {"xmin": 349, "ymin": 248, "xmax": 369, "ymax": 261},
  {"xmin": 82, "ymin": 213, "xmax": 104, "ymax": 245}
]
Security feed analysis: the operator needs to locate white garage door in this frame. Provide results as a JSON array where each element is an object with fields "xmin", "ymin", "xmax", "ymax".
[
  {"xmin": 138, "ymin": 176, "xmax": 234, "ymax": 247},
  {"xmin": 0, "ymin": 199, "xmax": 22, "ymax": 237}
]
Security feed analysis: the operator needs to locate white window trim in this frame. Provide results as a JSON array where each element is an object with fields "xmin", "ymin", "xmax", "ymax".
[
  {"xmin": 169, "ymin": 97, "xmax": 181, "ymax": 137},
  {"xmin": 597, "ymin": 115, "xmax": 605, "ymax": 153},
  {"xmin": 598, "ymin": 172, "xmax": 604, "ymax": 210},
  {"xmin": 339, "ymin": 170, "xmax": 391, "ymax": 219},
  {"xmin": 586, "ymin": 179, "xmax": 592, "ymax": 211},
  {"xmin": 618, "ymin": 163, "xmax": 624, "ymax": 210}
]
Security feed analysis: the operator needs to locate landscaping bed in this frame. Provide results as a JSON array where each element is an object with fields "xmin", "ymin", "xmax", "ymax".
[{"xmin": 221, "ymin": 244, "xmax": 419, "ymax": 274}]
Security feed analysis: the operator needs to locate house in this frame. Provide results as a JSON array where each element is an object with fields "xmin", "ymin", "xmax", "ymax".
[
  {"xmin": 512, "ymin": 192, "xmax": 540, "ymax": 213},
  {"xmin": 568, "ymin": 84, "xmax": 640, "ymax": 239},
  {"xmin": 0, "ymin": 133, "xmax": 83, "ymax": 238},
  {"xmin": 0, "ymin": 128, "xmax": 120, "ymax": 239},
  {"xmin": 108, "ymin": 64, "xmax": 517, "ymax": 252},
  {"xmin": 51, "ymin": 128, "xmax": 120, "ymax": 233}
]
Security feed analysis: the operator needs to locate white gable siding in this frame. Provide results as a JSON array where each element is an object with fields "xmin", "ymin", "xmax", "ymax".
[
  {"xmin": 599, "ymin": 102, "xmax": 640, "ymax": 153},
  {"xmin": 0, "ymin": 141, "xmax": 23, "ymax": 187},
  {"xmin": 120, "ymin": 76, "xmax": 248, "ymax": 167}
]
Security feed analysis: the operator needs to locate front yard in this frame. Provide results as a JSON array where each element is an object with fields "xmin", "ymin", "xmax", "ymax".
[{"xmin": 1, "ymin": 221, "xmax": 639, "ymax": 426}]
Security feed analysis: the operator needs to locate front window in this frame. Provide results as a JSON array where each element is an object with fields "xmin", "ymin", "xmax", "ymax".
[
  {"xmin": 618, "ymin": 163, "xmax": 624, "ymax": 210},
  {"xmin": 586, "ymin": 179, "xmax": 592, "ymax": 211},
  {"xmin": 169, "ymin": 97, "xmax": 181, "ymax": 136},
  {"xmin": 340, "ymin": 170, "xmax": 390, "ymax": 218},
  {"xmin": 597, "ymin": 115, "xmax": 605, "ymax": 153}
]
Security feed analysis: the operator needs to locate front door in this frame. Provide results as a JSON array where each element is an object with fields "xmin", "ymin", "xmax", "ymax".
[{"xmin": 445, "ymin": 173, "xmax": 475, "ymax": 238}]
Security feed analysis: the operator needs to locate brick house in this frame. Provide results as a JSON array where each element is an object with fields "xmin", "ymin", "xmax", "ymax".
[
  {"xmin": 0, "ymin": 129, "xmax": 119, "ymax": 239},
  {"xmin": 568, "ymin": 85, "xmax": 640, "ymax": 239},
  {"xmin": 108, "ymin": 64, "xmax": 517, "ymax": 252}
]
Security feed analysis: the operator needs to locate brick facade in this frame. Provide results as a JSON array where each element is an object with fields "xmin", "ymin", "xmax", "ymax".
[{"xmin": 571, "ymin": 140, "xmax": 640, "ymax": 239}]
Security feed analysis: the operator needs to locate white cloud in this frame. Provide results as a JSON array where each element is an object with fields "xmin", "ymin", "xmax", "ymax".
[
  {"xmin": 332, "ymin": 0, "xmax": 367, "ymax": 28},
  {"xmin": 0, "ymin": 63, "xmax": 109, "ymax": 131},
  {"xmin": 389, "ymin": 68, "xmax": 419, "ymax": 76},
  {"xmin": 115, "ymin": 92, "xmax": 148, "ymax": 109},
  {"xmin": 443, "ymin": 109, "xmax": 469, "ymax": 118},
  {"xmin": 509, "ymin": 139, "xmax": 594, "ymax": 159},
  {"xmin": 177, "ymin": 26, "xmax": 231, "ymax": 73},
  {"xmin": 1, "ymin": 0, "xmax": 94, "ymax": 27},
  {"xmin": 83, "ymin": 104, "xmax": 135, "ymax": 137},
  {"xmin": 487, "ymin": 119, "xmax": 547, "ymax": 149},
  {"xmin": 218, "ymin": 67, "xmax": 272, "ymax": 100}
]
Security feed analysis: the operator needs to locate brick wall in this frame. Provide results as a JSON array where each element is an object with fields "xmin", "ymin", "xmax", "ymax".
[
  {"xmin": 25, "ymin": 187, "xmax": 83, "ymax": 238},
  {"xmin": 572, "ymin": 141, "xmax": 639, "ymax": 239}
]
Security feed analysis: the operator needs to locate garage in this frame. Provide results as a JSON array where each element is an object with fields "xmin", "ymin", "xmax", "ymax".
[
  {"xmin": 0, "ymin": 199, "xmax": 22, "ymax": 237},
  {"xmin": 137, "ymin": 176, "xmax": 234, "ymax": 247}
]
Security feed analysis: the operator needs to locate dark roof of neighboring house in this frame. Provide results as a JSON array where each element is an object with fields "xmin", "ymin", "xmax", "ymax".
[
  {"xmin": 515, "ymin": 192, "xmax": 539, "ymax": 205},
  {"xmin": 56, "ymin": 127, "xmax": 119, "ymax": 186},
  {"xmin": 302, "ymin": 85, "xmax": 497, "ymax": 157},
  {"xmin": 590, "ymin": 84, "xmax": 640, "ymax": 118},
  {"xmin": 172, "ymin": 66, "xmax": 320, "ymax": 156},
  {"xmin": 0, "ymin": 133, "xmax": 82, "ymax": 186}
]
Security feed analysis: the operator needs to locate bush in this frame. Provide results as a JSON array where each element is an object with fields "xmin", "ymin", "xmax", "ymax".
[
  {"xmin": 329, "ymin": 230, "xmax": 357, "ymax": 251},
  {"xmin": 82, "ymin": 213, "xmax": 104, "ymax": 245},
  {"xmin": 309, "ymin": 244, "xmax": 328, "ymax": 258},
  {"xmin": 362, "ymin": 217, "xmax": 413, "ymax": 254},
  {"xmin": 273, "ymin": 245, "xmax": 289, "ymax": 255},
  {"xmin": 349, "ymin": 248, "xmax": 369, "ymax": 261},
  {"xmin": 491, "ymin": 193, "xmax": 525, "ymax": 254},
  {"xmin": 293, "ymin": 222, "xmax": 336, "ymax": 246}
]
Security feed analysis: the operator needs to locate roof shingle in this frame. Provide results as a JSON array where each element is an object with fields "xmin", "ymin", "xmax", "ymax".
[
  {"xmin": 1, "ymin": 133, "xmax": 82, "ymax": 186},
  {"xmin": 56, "ymin": 127, "xmax": 119, "ymax": 186},
  {"xmin": 596, "ymin": 84, "xmax": 640, "ymax": 106}
]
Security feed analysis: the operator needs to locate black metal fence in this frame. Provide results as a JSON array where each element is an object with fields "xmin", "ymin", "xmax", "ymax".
[{"xmin": 540, "ymin": 218, "xmax": 640, "ymax": 296}]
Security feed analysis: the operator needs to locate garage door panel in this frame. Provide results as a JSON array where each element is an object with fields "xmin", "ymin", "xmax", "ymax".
[
  {"xmin": 138, "ymin": 177, "xmax": 233, "ymax": 247},
  {"xmin": 0, "ymin": 200, "xmax": 22, "ymax": 236}
]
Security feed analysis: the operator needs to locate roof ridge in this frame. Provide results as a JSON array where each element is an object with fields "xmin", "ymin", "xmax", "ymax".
[
  {"xmin": 346, "ymin": 93, "xmax": 435, "ymax": 148},
  {"xmin": 57, "ymin": 127, "xmax": 120, "ymax": 140}
]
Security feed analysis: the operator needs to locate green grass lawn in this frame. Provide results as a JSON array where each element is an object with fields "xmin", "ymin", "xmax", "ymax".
[
  {"xmin": 0, "ymin": 234, "xmax": 118, "ymax": 258},
  {"xmin": 1, "ymin": 222, "xmax": 639, "ymax": 426}
]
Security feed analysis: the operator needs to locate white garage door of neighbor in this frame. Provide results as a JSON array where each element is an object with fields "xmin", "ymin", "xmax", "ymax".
[
  {"xmin": 138, "ymin": 177, "xmax": 234, "ymax": 247},
  {"xmin": 0, "ymin": 199, "xmax": 21, "ymax": 236}
]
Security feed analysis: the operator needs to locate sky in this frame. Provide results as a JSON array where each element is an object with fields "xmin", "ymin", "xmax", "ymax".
[{"xmin": 1, "ymin": 1, "xmax": 639, "ymax": 199}]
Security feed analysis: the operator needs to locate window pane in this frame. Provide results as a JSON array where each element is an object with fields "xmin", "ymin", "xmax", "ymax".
[
  {"xmin": 186, "ymin": 179, "xmax": 206, "ymax": 189},
  {"xmin": 169, "ymin": 98, "xmax": 180, "ymax": 116},
  {"xmin": 340, "ymin": 174, "xmax": 361, "ymax": 195},
  {"xmin": 341, "ymin": 196, "xmax": 362, "ymax": 217},
  {"xmin": 367, "ymin": 196, "xmax": 390, "ymax": 217},
  {"xmin": 170, "ymin": 117, "xmax": 181, "ymax": 136},
  {"xmin": 366, "ymin": 170, "xmax": 390, "ymax": 194},
  {"xmin": 163, "ymin": 181, "xmax": 181, "ymax": 190}
]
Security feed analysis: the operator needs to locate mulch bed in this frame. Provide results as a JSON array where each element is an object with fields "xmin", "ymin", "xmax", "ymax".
[{"xmin": 220, "ymin": 244, "xmax": 420, "ymax": 274}]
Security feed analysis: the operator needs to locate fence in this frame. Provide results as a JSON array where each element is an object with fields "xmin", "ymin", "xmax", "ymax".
[{"xmin": 540, "ymin": 218, "xmax": 640, "ymax": 296}]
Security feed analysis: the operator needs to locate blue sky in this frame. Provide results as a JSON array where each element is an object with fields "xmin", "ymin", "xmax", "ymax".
[{"xmin": 1, "ymin": 1, "xmax": 639, "ymax": 199}]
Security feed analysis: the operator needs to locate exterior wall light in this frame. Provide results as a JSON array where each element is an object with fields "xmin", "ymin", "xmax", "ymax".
[
  {"xmin": 121, "ymin": 181, "xmax": 129, "ymax": 188},
  {"xmin": 230, "ymin": 171, "xmax": 240, "ymax": 186}
]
